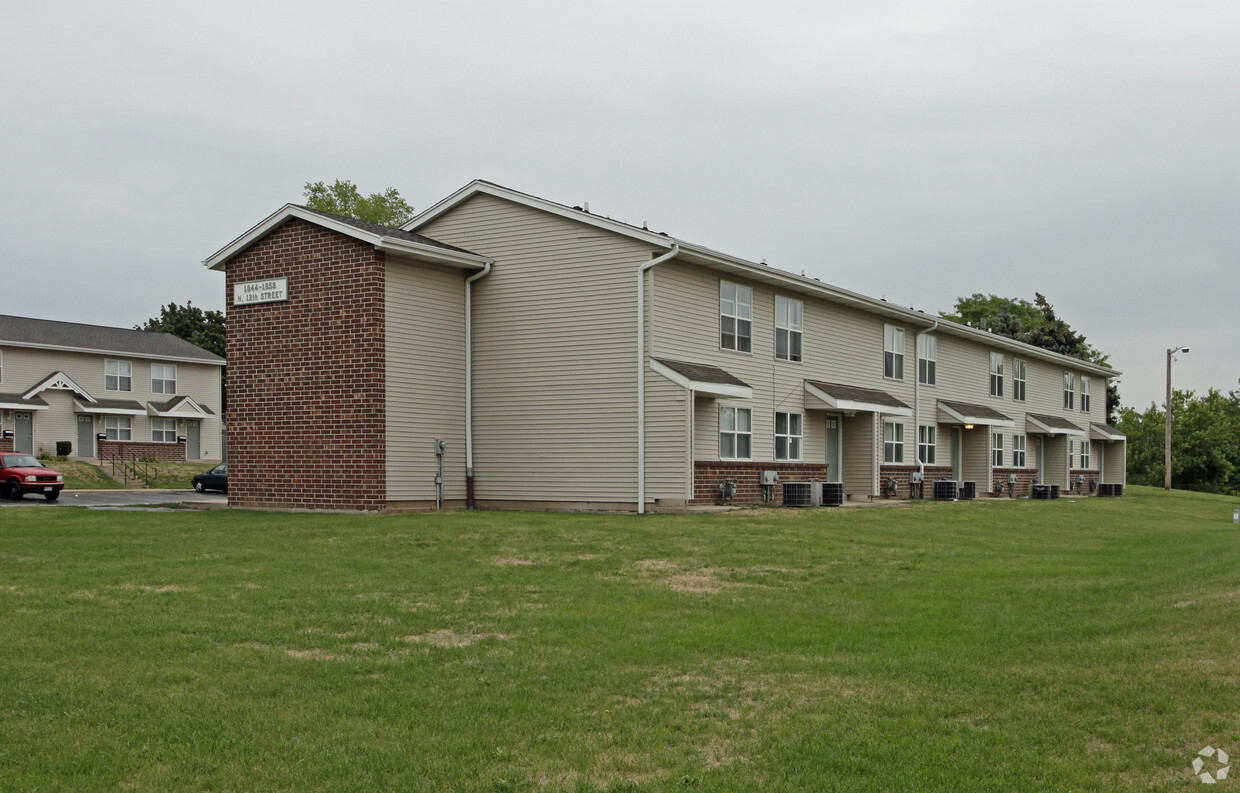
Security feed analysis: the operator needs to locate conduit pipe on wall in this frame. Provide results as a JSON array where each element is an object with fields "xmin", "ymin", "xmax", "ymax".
[
  {"xmin": 465, "ymin": 260, "xmax": 493, "ymax": 508},
  {"xmin": 637, "ymin": 245, "xmax": 680, "ymax": 514}
]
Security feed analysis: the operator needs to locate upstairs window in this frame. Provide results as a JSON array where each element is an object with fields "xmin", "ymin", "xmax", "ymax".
[
  {"xmin": 1013, "ymin": 435, "xmax": 1026, "ymax": 467},
  {"xmin": 992, "ymin": 432, "xmax": 1004, "ymax": 467},
  {"xmin": 151, "ymin": 363, "xmax": 177, "ymax": 395},
  {"xmin": 917, "ymin": 334, "xmax": 937, "ymax": 385},
  {"xmin": 719, "ymin": 406, "xmax": 752, "ymax": 460},
  {"xmin": 1063, "ymin": 372, "xmax": 1075, "ymax": 410},
  {"xmin": 774, "ymin": 296, "xmax": 803, "ymax": 362},
  {"xmin": 989, "ymin": 352, "xmax": 1004, "ymax": 397},
  {"xmin": 1081, "ymin": 377, "xmax": 1091, "ymax": 412},
  {"xmin": 1012, "ymin": 359, "xmax": 1027, "ymax": 402},
  {"xmin": 105, "ymin": 359, "xmax": 132, "ymax": 392},
  {"xmin": 918, "ymin": 425, "xmax": 936, "ymax": 464},
  {"xmin": 884, "ymin": 325, "xmax": 904, "ymax": 380},
  {"xmin": 774, "ymin": 411, "xmax": 803, "ymax": 460},
  {"xmin": 884, "ymin": 421, "xmax": 904, "ymax": 463},
  {"xmin": 720, "ymin": 281, "xmax": 753, "ymax": 353}
]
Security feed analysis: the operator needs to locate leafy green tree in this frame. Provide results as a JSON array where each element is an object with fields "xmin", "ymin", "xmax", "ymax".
[
  {"xmin": 1119, "ymin": 389, "xmax": 1240, "ymax": 493},
  {"xmin": 137, "ymin": 301, "xmax": 225, "ymax": 358},
  {"xmin": 942, "ymin": 292, "xmax": 1120, "ymax": 423},
  {"xmin": 302, "ymin": 180, "xmax": 414, "ymax": 227}
]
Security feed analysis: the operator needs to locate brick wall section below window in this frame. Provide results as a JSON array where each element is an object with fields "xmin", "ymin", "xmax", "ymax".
[
  {"xmin": 989, "ymin": 468, "xmax": 1038, "ymax": 498},
  {"xmin": 879, "ymin": 465, "xmax": 953, "ymax": 499},
  {"xmin": 98, "ymin": 440, "xmax": 185, "ymax": 463},
  {"xmin": 693, "ymin": 461, "xmax": 830, "ymax": 506},
  {"xmin": 224, "ymin": 217, "xmax": 386, "ymax": 511},
  {"xmin": 1068, "ymin": 468, "xmax": 1102, "ymax": 496},
  {"xmin": 0, "ymin": 438, "xmax": 12, "ymax": 453}
]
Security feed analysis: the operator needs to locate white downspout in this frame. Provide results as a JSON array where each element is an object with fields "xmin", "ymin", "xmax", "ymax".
[
  {"xmin": 637, "ymin": 244, "xmax": 680, "ymax": 514},
  {"xmin": 465, "ymin": 259, "xmax": 493, "ymax": 507},
  {"xmin": 914, "ymin": 320, "xmax": 939, "ymax": 482}
]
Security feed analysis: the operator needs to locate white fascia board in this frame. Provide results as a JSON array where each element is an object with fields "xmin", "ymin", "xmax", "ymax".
[
  {"xmin": 74, "ymin": 400, "xmax": 145, "ymax": 417},
  {"xmin": 649, "ymin": 360, "xmax": 753, "ymax": 399},
  {"xmin": 1, "ymin": 341, "xmax": 223, "ymax": 367},
  {"xmin": 146, "ymin": 397, "xmax": 212, "ymax": 418},
  {"xmin": 803, "ymin": 382, "xmax": 913, "ymax": 417},
  {"xmin": 375, "ymin": 239, "xmax": 490, "ymax": 271},
  {"xmin": 1090, "ymin": 425, "xmax": 1126, "ymax": 441},
  {"xmin": 936, "ymin": 403, "xmax": 1016, "ymax": 428},
  {"xmin": 1026, "ymin": 415, "xmax": 1087, "ymax": 437},
  {"xmin": 23, "ymin": 371, "xmax": 95, "ymax": 402},
  {"xmin": 0, "ymin": 400, "xmax": 48, "ymax": 411},
  {"xmin": 204, "ymin": 205, "xmax": 336, "ymax": 271}
]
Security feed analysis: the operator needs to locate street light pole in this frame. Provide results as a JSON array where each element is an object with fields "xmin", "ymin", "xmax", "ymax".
[{"xmin": 1165, "ymin": 345, "xmax": 1190, "ymax": 490}]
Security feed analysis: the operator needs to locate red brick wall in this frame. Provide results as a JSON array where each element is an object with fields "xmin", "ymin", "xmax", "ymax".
[
  {"xmin": 990, "ymin": 467, "xmax": 1038, "ymax": 498},
  {"xmin": 224, "ymin": 218, "xmax": 387, "ymax": 511},
  {"xmin": 98, "ymin": 440, "xmax": 185, "ymax": 463},
  {"xmin": 693, "ymin": 460, "xmax": 831, "ymax": 506},
  {"xmin": 879, "ymin": 465, "xmax": 954, "ymax": 499},
  {"xmin": 1068, "ymin": 468, "xmax": 1102, "ymax": 496},
  {"xmin": 0, "ymin": 438, "xmax": 12, "ymax": 453}
]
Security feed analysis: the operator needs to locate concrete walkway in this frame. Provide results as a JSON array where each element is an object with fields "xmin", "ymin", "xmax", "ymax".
[{"xmin": 0, "ymin": 489, "xmax": 226, "ymax": 510}]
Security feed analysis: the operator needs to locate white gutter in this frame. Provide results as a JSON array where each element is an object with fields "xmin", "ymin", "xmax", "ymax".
[
  {"xmin": 465, "ymin": 259, "xmax": 494, "ymax": 504},
  {"xmin": 637, "ymin": 245, "xmax": 680, "ymax": 514},
  {"xmin": 915, "ymin": 320, "xmax": 939, "ymax": 479}
]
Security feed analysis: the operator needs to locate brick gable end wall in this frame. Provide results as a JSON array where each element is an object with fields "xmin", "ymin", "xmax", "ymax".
[{"xmin": 224, "ymin": 218, "xmax": 387, "ymax": 511}]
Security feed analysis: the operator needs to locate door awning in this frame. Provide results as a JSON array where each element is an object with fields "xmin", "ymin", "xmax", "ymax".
[
  {"xmin": 650, "ymin": 358, "xmax": 753, "ymax": 399},
  {"xmin": 147, "ymin": 395, "xmax": 216, "ymax": 418},
  {"xmin": 937, "ymin": 399, "xmax": 1015, "ymax": 428},
  {"xmin": 0, "ymin": 393, "xmax": 49, "ymax": 411},
  {"xmin": 1090, "ymin": 422, "xmax": 1126, "ymax": 442},
  {"xmin": 1026, "ymin": 412, "xmax": 1086, "ymax": 436},
  {"xmin": 74, "ymin": 398, "xmax": 147, "ymax": 417},
  {"xmin": 804, "ymin": 380, "xmax": 912, "ymax": 417}
]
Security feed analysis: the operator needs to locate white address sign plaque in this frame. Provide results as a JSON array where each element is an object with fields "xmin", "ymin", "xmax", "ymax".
[{"xmin": 233, "ymin": 277, "xmax": 289, "ymax": 306}]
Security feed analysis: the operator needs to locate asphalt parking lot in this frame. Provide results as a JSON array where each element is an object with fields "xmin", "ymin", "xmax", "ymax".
[{"xmin": 0, "ymin": 489, "xmax": 227, "ymax": 510}]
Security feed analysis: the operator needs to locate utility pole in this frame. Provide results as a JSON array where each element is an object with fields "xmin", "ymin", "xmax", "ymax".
[{"xmin": 1165, "ymin": 346, "xmax": 1190, "ymax": 490}]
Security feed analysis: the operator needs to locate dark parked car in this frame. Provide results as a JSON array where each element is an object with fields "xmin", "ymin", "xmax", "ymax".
[
  {"xmin": 1, "ymin": 453, "xmax": 65, "ymax": 501},
  {"xmin": 192, "ymin": 462, "xmax": 227, "ymax": 493}
]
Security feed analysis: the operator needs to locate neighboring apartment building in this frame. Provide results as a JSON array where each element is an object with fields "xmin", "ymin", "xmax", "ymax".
[
  {"xmin": 206, "ymin": 181, "xmax": 1123, "ymax": 512},
  {"xmin": 0, "ymin": 316, "xmax": 224, "ymax": 462}
]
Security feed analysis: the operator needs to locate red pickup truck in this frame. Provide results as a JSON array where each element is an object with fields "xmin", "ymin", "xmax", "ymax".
[{"xmin": 1, "ymin": 453, "xmax": 65, "ymax": 501}]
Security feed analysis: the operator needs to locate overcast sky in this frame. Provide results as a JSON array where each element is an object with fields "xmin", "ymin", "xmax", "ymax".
[{"xmin": 4, "ymin": 0, "xmax": 1237, "ymax": 410}]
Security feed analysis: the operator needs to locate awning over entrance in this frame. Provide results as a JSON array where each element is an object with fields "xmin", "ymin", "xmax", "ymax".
[
  {"xmin": 937, "ymin": 399, "xmax": 1015, "ymax": 428},
  {"xmin": 147, "ymin": 395, "xmax": 216, "ymax": 418},
  {"xmin": 73, "ymin": 398, "xmax": 147, "ymax": 417},
  {"xmin": 0, "ymin": 393, "xmax": 49, "ymax": 411},
  {"xmin": 22, "ymin": 371, "xmax": 94, "ymax": 403},
  {"xmin": 651, "ymin": 358, "xmax": 753, "ymax": 399},
  {"xmin": 804, "ymin": 380, "xmax": 912, "ymax": 416},
  {"xmin": 1090, "ymin": 422, "xmax": 1126, "ymax": 442},
  {"xmin": 1026, "ymin": 412, "xmax": 1086, "ymax": 436}
]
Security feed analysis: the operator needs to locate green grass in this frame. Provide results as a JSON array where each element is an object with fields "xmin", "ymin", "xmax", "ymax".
[
  {"xmin": 51, "ymin": 460, "xmax": 211, "ymax": 490},
  {"xmin": 2, "ymin": 487, "xmax": 1239, "ymax": 791}
]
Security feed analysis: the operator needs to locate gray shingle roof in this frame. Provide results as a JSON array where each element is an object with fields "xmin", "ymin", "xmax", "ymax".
[
  {"xmin": 938, "ymin": 399, "xmax": 1014, "ymax": 422},
  {"xmin": 150, "ymin": 395, "xmax": 216, "ymax": 415},
  {"xmin": 1027, "ymin": 413, "xmax": 1085, "ymax": 432},
  {"xmin": 0, "ymin": 316, "xmax": 224, "ymax": 364},
  {"xmin": 87, "ymin": 398, "xmax": 146, "ymax": 411},
  {"xmin": 296, "ymin": 206, "xmax": 481, "ymax": 256},
  {"xmin": 1091, "ymin": 422, "xmax": 1126, "ymax": 438},
  {"xmin": 805, "ymin": 380, "xmax": 911, "ymax": 410},
  {"xmin": 653, "ymin": 358, "xmax": 751, "ymax": 388},
  {"xmin": 0, "ymin": 392, "xmax": 47, "ymax": 407}
]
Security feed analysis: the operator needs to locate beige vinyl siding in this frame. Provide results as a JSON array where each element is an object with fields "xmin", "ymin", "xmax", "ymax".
[
  {"xmin": 384, "ymin": 259, "xmax": 468, "ymax": 502},
  {"xmin": 961, "ymin": 426, "xmax": 989, "ymax": 483},
  {"xmin": 842, "ymin": 412, "xmax": 878, "ymax": 498},
  {"xmin": 417, "ymin": 193, "xmax": 650, "ymax": 503},
  {"xmin": 1042, "ymin": 435, "xmax": 1071, "ymax": 488},
  {"xmin": 644, "ymin": 369, "xmax": 689, "ymax": 501}
]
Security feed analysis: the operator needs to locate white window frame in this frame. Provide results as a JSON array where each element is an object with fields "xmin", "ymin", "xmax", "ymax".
[
  {"xmin": 1081, "ymin": 377, "xmax": 1091, "ymax": 413},
  {"xmin": 774, "ymin": 411, "xmax": 803, "ymax": 460},
  {"xmin": 1080, "ymin": 440, "xmax": 1091, "ymax": 469},
  {"xmin": 719, "ymin": 406, "xmax": 752, "ymax": 460},
  {"xmin": 1013, "ymin": 435, "xmax": 1026, "ymax": 467},
  {"xmin": 1063, "ymin": 372, "xmax": 1075, "ymax": 410},
  {"xmin": 151, "ymin": 363, "xmax": 177, "ymax": 395},
  {"xmin": 884, "ymin": 325, "xmax": 905, "ymax": 380},
  {"xmin": 774, "ymin": 296, "xmax": 803, "ymax": 362},
  {"xmin": 884, "ymin": 421, "xmax": 904, "ymax": 464},
  {"xmin": 105, "ymin": 359, "xmax": 132, "ymax": 392},
  {"xmin": 720, "ymin": 281, "xmax": 753, "ymax": 353},
  {"xmin": 992, "ymin": 432, "xmax": 1004, "ymax": 467},
  {"xmin": 1012, "ymin": 359, "xmax": 1027, "ymax": 402},
  {"xmin": 917, "ymin": 334, "xmax": 937, "ymax": 386},
  {"xmin": 151, "ymin": 417, "xmax": 177, "ymax": 443},
  {"xmin": 0, "ymin": 348, "xmax": 4, "ymax": 384},
  {"xmin": 989, "ymin": 352, "xmax": 1004, "ymax": 398},
  {"xmin": 104, "ymin": 415, "xmax": 132, "ymax": 441},
  {"xmin": 918, "ymin": 425, "xmax": 937, "ymax": 464}
]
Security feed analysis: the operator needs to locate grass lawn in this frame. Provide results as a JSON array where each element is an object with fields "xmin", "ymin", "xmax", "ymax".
[
  {"xmin": 50, "ymin": 460, "xmax": 212, "ymax": 490},
  {"xmin": 2, "ymin": 487, "xmax": 1239, "ymax": 791}
]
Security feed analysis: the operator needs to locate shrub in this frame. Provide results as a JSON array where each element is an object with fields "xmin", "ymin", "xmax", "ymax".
[{"xmin": 56, "ymin": 441, "xmax": 73, "ymax": 457}]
